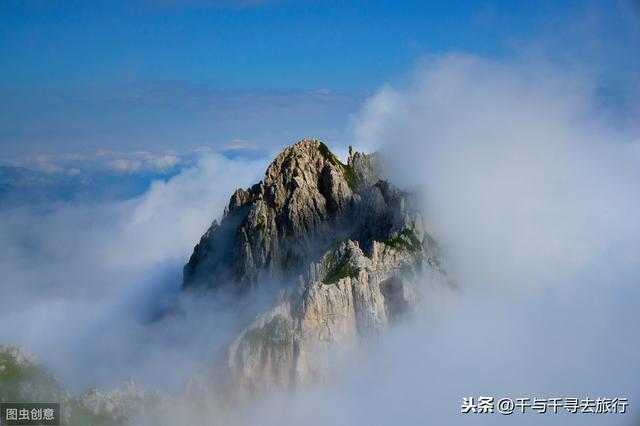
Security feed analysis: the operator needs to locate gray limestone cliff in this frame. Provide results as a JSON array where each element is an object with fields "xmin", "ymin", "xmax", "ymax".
[{"xmin": 183, "ymin": 139, "xmax": 448, "ymax": 395}]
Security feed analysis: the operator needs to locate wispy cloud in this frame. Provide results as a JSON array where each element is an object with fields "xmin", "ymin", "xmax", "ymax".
[
  {"xmin": 0, "ymin": 82, "xmax": 364, "ymax": 161},
  {"xmin": 107, "ymin": 80, "xmax": 362, "ymax": 115}
]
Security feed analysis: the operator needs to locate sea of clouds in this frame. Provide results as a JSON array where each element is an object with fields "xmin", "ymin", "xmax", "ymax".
[
  {"xmin": 1, "ymin": 54, "xmax": 639, "ymax": 425},
  {"xmin": 0, "ymin": 153, "xmax": 268, "ymax": 392}
]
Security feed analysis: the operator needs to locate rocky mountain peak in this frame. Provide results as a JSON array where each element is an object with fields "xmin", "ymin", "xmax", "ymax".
[
  {"xmin": 262, "ymin": 139, "xmax": 354, "ymax": 215},
  {"xmin": 183, "ymin": 139, "xmax": 382, "ymax": 290},
  {"xmin": 182, "ymin": 139, "xmax": 449, "ymax": 396}
]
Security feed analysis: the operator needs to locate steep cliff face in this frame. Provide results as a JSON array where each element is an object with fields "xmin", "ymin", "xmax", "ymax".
[{"xmin": 183, "ymin": 140, "xmax": 447, "ymax": 395}]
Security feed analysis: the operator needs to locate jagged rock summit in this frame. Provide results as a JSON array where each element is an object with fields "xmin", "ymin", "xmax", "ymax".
[
  {"xmin": 183, "ymin": 139, "xmax": 447, "ymax": 395},
  {"xmin": 183, "ymin": 139, "xmax": 383, "ymax": 290}
]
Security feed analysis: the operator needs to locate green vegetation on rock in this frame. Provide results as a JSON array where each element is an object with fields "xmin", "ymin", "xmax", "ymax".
[
  {"xmin": 341, "ymin": 164, "xmax": 359, "ymax": 191},
  {"xmin": 243, "ymin": 317, "xmax": 291, "ymax": 349},
  {"xmin": 323, "ymin": 251, "xmax": 359, "ymax": 284},
  {"xmin": 0, "ymin": 348, "xmax": 65, "ymax": 403},
  {"xmin": 0, "ymin": 347, "xmax": 144, "ymax": 426},
  {"xmin": 64, "ymin": 400, "xmax": 128, "ymax": 426},
  {"xmin": 318, "ymin": 142, "xmax": 359, "ymax": 191},
  {"xmin": 376, "ymin": 228, "xmax": 422, "ymax": 252}
]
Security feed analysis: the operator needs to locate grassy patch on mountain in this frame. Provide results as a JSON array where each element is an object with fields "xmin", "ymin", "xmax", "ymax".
[
  {"xmin": 243, "ymin": 317, "xmax": 291, "ymax": 349},
  {"xmin": 0, "ymin": 347, "xmax": 143, "ymax": 426},
  {"xmin": 65, "ymin": 400, "xmax": 128, "ymax": 426},
  {"xmin": 318, "ymin": 142, "xmax": 359, "ymax": 191},
  {"xmin": 341, "ymin": 164, "xmax": 359, "ymax": 191},
  {"xmin": 323, "ymin": 251, "xmax": 359, "ymax": 284},
  {"xmin": 0, "ymin": 349, "xmax": 65, "ymax": 403},
  {"xmin": 376, "ymin": 228, "xmax": 422, "ymax": 252}
]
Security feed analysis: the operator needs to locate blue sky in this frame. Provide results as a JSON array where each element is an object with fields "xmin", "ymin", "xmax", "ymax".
[
  {"xmin": 0, "ymin": 0, "xmax": 578, "ymax": 90},
  {"xmin": 1, "ymin": 0, "xmax": 639, "ymax": 163}
]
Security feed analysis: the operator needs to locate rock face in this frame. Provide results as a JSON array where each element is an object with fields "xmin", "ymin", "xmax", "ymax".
[
  {"xmin": 183, "ymin": 140, "xmax": 447, "ymax": 395},
  {"xmin": 183, "ymin": 140, "xmax": 363, "ymax": 289}
]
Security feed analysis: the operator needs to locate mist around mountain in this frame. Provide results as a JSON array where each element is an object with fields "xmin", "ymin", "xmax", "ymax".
[
  {"xmin": 1, "ymin": 55, "xmax": 639, "ymax": 426},
  {"xmin": 182, "ymin": 140, "xmax": 451, "ymax": 397},
  {"xmin": 2, "ymin": 139, "xmax": 452, "ymax": 423}
]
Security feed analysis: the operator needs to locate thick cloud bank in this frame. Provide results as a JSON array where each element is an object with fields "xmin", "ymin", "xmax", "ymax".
[
  {"xmin": 0, "ymin": 153, "xmax": 266, "ymax": 392},
  {"xmin": 340, "ymin": 54, "xmax": 640, "ymax": 425}
]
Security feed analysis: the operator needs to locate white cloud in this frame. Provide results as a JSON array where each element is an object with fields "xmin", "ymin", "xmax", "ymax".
[
  {"xmin": 336, "ymin": 54, "xmax": 640, "ymax": 425},
  {"xmin": 66, "ymin": 168, "xmax": 82, "ymax": 176},
  {"xmin": 0, "ymin": 152, "xmax": 267, "ymax": 392},
  {"xmin": 32, "ymin": 154, "xmax": 69, "ymax": 174},
  {"xmin": 354, "ymin": 54, "xmax": 640, "ymax": 293},
  {"xmin": 109, "ymin": 158, "xmax": 143, "ymax": 172},
  {"xmin": 149, "ymin": 154, "xmax": 181, "ymax": 172},
  {"xmin": 107, "ymin": 152, "xmax": 183, "ymax": 173}
]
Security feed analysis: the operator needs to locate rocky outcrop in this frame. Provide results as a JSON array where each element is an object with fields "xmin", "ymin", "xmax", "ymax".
[
  {"xmin": 183, "ymin": 139, "xmax": 448, "ymax": 396},
  {"xmin": 226, "ymin": 224, "xmax": 447, "ymax": 397}
]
